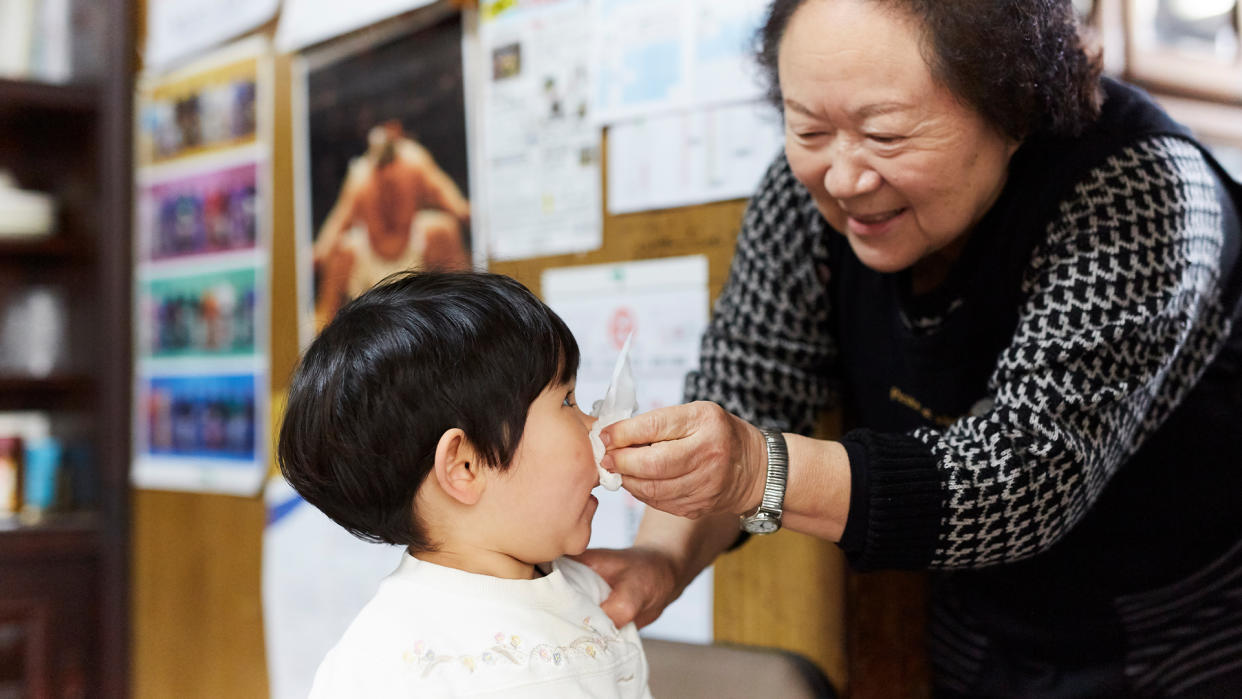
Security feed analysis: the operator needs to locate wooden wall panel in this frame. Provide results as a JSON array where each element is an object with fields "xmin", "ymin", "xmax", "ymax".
[{"xmin": 131, "ymin": 490, "xmax": 268, "ymax": 699}]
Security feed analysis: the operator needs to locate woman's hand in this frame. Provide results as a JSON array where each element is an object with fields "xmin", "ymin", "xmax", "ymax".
[
  {"xmin": 572, "ymin": 546, "xmax": 681, "ymax": 629},
  {"xmin": 600, "ymin": 401, "xmax": 766, "ymax": 519}
]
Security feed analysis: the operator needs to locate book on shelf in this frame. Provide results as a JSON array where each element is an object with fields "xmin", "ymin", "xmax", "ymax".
[
  {"xmin": 0, "ymin": 0, "xmax": 105, "ymax": 84},
  {"xmin": 0, "ymin": 411, "xmax": 92, "ymax": 523}
]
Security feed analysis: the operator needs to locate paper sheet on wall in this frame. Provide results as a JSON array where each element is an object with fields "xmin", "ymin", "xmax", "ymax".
[
  {"xmin": 262, "ymin": 476, "xmax": 406, "ymax": 699},
  {"xmin": 477, "ymin": 0, "xmax": 602, "ymax": 261},
  {"xmin": 591, "ymin": 0, "xmax": 769, "ymax": 124},
  {"xmin": 607, "ymin": 100, "xmax": 783, "ymax": 214},
  {"xmin": 276, "ymin": 0, "xmax": 439, "ymax": 53},
  {"xmin": 145, "ymin": 0, "xmax": 279, "ymax": 71},
  {"xmin": 543, "ymin": 255, "xmax": 713, "ymax": 644}
]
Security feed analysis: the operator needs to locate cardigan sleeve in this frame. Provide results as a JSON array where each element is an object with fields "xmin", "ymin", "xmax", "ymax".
[
  {"xmin": 683, "ymin": 154, "xmax": 838, "ymax": 435},
  {"xmin": 845, "ymin": 135, "xmax": 1239, "ymax": 571}
]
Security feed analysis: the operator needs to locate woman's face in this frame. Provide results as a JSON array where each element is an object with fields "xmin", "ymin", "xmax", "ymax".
[{"xmin": 779, "ymin": 0, "xmax": 1020, "ymax": 274}]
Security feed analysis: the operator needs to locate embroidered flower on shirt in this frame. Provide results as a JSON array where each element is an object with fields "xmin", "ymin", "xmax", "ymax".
[{"xmin": 406, "ymin": 622, "xmax": 634, "ymax": 680}]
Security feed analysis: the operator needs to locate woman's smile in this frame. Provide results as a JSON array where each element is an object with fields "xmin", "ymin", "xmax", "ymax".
[{"xmin": 846, "ymin": 207, "xmax": 908, "ymax": 236}]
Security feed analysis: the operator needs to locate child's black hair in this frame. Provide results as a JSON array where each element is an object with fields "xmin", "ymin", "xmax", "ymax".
[{"xmin": 277, "ymin": 270, "xmax": 580, "ymax": 551}]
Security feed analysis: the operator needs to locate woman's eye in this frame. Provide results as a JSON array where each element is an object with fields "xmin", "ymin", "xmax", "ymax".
[
  {"xmin": 869, "ymin": 134, "xmax": 903, "ymax": 145},
  {"xmin": 562, "ymin": 392, "xmax": 576, "ymax": 407}
]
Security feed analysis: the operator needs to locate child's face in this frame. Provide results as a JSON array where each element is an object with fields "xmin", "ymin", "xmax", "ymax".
[{"xmin": 486, "ymin": 380, "xmax": 600, "ymax": 564}]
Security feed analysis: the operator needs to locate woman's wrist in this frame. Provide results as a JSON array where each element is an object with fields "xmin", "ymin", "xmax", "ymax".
[
  {"xmin": 732, "ymin": 415, "xmax": 772, "ymax": 515},
  {"xmin": 634, "ymin": 508, "xmax": 739, "ymax": 592},
  {"xmin": 779, "ymin": 434, "xmax": 851, "ymax": 542}
]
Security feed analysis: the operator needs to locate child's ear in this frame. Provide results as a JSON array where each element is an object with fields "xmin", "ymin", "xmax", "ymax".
[{"xmin": 432, "ymin": 428, "xmax": 486, "ymax": 506}]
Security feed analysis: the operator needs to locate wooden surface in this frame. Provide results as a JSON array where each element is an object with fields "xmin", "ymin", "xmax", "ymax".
[
  {"xmin": 131, "ymin": 490, "xmax": 268, "ymax": 699},
  {"xmin": 712, "ymin": 531, "xmax": 849, "ymax": 690},
  {"xmin": 848, "ymin": 572, "xmax": 931, "ymax": 698}
]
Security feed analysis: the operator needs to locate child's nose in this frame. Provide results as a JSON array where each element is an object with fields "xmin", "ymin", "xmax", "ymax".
[{"xmin": 580, "ymin": 411, "xmax": 597, "ymax": 430}]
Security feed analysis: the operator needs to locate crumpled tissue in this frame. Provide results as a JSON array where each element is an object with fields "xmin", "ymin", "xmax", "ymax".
[{"xmin": 589, "ymin": 334, "xmax": 635, "ymax": 491}]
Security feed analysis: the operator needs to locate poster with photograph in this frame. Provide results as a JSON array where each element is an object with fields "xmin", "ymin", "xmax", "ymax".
[
  {"xmin": 137, "ymin": 160, "xmax": 259, "ymax": 261},
  {"xmin": 295, "ymin": 10, "xmax": 474, "ymax": 340},
  {"xmin": 137, "ymin": 40, "xmax": 261, "ymax": 167},
  {"xmin": 133, "ymin": 37, "xmax": 272, "ymax": 495},
  {"xmin": 133, "ymin": 372, "xmax": 266, "ymax": 494},
  {"xmin": 138, "ymin": 265, "xmax": 261, "ymax": 360}
]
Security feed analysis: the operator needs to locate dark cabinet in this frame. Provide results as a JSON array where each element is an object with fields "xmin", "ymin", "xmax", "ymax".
[{"xmin": 0, "ymin": 1, "xmax": 132, "ymax": 696}]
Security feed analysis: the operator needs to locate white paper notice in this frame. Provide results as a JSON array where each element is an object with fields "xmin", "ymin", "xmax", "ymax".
[
  {"xmin": 146, "ymin": 0, "xmax": 279, "ymax": 70},
  {"xmin": 607, "ymin": 100, "xmax": 783, "ymax": 214},
  {"xmin": 591, "ymin": 0, "xmax": 769, "ymax": 124},
  {"xmin": 262, "ymin": 477, "xmax": 405, "ymax": 699},
  {"xmin": 543, "ymin": 255, "xmax": 713, "ymax": 644},
  {"xmin": 692, "ymin": 0, "xmax": 771, "ymax": 107},
  {"xmin": 478, "ymin": 0, "xmax": 602, "ymax": 261},
  {"xmin": 276, "ymin": 0, "xmax": 439, "ymax": 53}
]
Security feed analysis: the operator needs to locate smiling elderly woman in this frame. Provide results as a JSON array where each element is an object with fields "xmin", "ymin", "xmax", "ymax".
[{"xmin": 576, "ymin": 0, "xmax": 1242, "ymax": 696}]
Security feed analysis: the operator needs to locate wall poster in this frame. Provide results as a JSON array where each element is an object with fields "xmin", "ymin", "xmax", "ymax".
[
  {"xmin": 132, "ymin": 37, "xmax": 272, "ymax": 496},
  {"xmin": 294, "ymin": 7, "xmax": 475, "ymax": 344}
]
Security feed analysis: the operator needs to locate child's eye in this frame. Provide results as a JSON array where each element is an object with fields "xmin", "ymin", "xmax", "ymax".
[{"xmin": 562, "ymin": 391, "xmax": 576, "ymax": 408}]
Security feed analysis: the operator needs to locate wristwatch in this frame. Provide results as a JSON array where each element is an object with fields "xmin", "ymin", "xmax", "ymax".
[{"xmin": 739, "ymin": 427, "xmax": 788, "ymax": 535}]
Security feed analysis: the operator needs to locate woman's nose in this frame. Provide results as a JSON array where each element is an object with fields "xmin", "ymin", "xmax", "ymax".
[{"xmin": 823, "ymin": 144, "xmax": 881, "ymax": 200}]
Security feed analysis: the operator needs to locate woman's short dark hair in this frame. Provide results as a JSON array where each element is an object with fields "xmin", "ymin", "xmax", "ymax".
[
  {"xmin": 277, "ymin": 271, "xmax": 580, "ymax": 551},
  {"xmin": 757, "ymin": 0, "xmax": 1104, "ymax": 140}
]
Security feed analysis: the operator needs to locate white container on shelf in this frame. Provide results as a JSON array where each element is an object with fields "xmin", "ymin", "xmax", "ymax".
[
  {"xmin": 0, "ymin": 170, "xmax": 55, "ymax": 239},
  {"xmin": 0, "ymin": 286, "xmax": 66, "ymax": 377}
]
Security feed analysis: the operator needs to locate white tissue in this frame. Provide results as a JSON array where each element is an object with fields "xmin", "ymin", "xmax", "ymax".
[{"xmin": 589, "ymin": 334, "xmax": 636, "ymax": 491}]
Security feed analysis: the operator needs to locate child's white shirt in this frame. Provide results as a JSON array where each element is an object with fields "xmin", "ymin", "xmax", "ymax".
[{"xmin": 309, "ymin": 554, "xmax": 653, "ymax": 698}]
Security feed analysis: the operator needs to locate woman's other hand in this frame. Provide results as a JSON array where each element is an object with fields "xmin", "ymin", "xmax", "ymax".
[
  {"xmin": 600, "ymin": 401, "xmax": 766, "ymax": 519},
  {"xmin": 572, "ymin": 547, "xmax": 680, "ymax": 629}
]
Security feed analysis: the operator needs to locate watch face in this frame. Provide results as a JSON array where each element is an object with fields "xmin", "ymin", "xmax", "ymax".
[{"xmin": 744, "ymin": 515, "xmax": 780, "ymax": 535}]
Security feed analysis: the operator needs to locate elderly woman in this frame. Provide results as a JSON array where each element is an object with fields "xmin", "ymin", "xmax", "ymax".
[{"xmin": 579, "ymin": 0, "xmax": 1242, "ymax": 695}]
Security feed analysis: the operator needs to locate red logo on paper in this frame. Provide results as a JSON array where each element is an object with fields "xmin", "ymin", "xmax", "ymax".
[{"xmin": 609, "ymin": 307, "xmax": 635, "ymax": 349}]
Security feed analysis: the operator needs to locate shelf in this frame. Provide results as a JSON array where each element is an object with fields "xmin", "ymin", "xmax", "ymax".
[
  {"xmin": 0, "ymin": 78, "xmax": 99, "ymax": 115},
  {"xmin": 0, "ymin": 236, "xmax": 92, "ymax": 261},
  {"xmin": 0, "ymin": 376, "xmax": 95, "ymax": 410},
  {"xmin": 0, "ymin": 511, "xmax": 101, "ymax": 559}
]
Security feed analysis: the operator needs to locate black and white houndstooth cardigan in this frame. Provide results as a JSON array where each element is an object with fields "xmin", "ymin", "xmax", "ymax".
[{"xmin": 685, "ymin": 79, "xmax": 1242, "ymax": 690}]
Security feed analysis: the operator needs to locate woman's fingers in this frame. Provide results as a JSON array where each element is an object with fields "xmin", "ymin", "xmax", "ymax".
[
  {"xmin": 605, "ymin": 440, "xmax": 687, "ymax": 480},
  {"xmin": 601, "ymin": 401, "xmax": 716, "ymax": 449},
  {"xmin": 570, "ymin": 547, "xmax": 678, "ymax": 630},
  {"xmin": 621, "ymin": 468, "xmax": 725, "ymax": 519},
  {"xmin": 599, "ymin": 589, "xmax": 642, "ymax": 629},
  {"xmin": 572, "ymin": 547, "xmax": 628, "ymax": 582}
]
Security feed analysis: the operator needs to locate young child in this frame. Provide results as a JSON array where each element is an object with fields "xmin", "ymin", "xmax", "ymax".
[{"xmin": 279, "ymin": 271, "xmax": 652, "ymax": 698}]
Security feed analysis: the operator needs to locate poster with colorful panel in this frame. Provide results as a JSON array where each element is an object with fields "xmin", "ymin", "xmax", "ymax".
[{"xmin": 132, "ymin": 36, "xmax": 272, "ymax": 495}]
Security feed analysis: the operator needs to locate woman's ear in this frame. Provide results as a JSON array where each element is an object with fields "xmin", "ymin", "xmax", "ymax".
[{"xmin": 432, "ymin": 428, "xmax": 485, "ymax": 506}]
